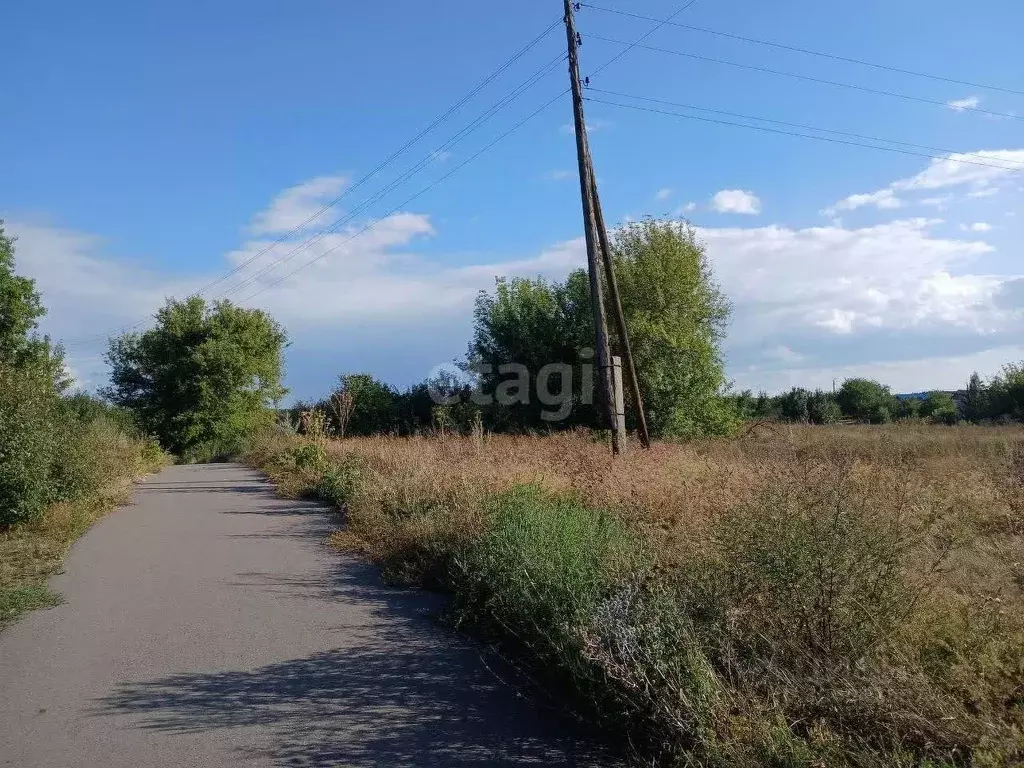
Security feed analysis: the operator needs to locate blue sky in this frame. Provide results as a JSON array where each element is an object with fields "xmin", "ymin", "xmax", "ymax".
[{"xmin": 3, "ymin": 0, "xmax": 1023, "ymax": 401}]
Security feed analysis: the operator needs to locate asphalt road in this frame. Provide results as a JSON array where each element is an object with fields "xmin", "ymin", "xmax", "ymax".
[{"xmin": 0, "ymin": 463, "xmax": 608, "ymax": 767}]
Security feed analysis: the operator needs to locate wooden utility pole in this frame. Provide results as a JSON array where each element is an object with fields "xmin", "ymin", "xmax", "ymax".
[
  {"xmin": 589, "ymin": 173, "xmax": 651, "ymax": 448},
  {"xmin": 564, "ymin": 0, "xmax": 622, "ymax": 455}
]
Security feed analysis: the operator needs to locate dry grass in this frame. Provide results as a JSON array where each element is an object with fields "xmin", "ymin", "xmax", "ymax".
[{"xmin": 249, "ymin": 423, "xmax": 1024, "ymax": 766}]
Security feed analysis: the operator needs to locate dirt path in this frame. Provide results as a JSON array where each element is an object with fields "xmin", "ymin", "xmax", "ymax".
[{"xmin": 0, "ymin": 464, "xmax": 607, "ymax": 767}]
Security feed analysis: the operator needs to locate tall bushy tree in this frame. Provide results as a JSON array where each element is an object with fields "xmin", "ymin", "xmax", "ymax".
[
  {"xmin": 612, "ymin": 219, "xmax": 734, "ymax": 438},
  {"xmin": 920, "ymin": 391, "xmax": 958, "ymax": 425},
  {"xmin": 962, "ymin": 372, "xmax": 991, "ymax": 422},
  {"xmin": 989, "ymin": 362, "xmax": 1024, "ymax": 422},
  {"xmin": 779, "ymin": 388, "xmax": 811, "ymax": 423},
  {"xmin": 104, "ymin": 297, "xmax": 287, "ymax": 461},
  {"xmin": 469, "ymin": 271, "xmax": 598, "ymax": 431},
  {"xmin": 2, "ymin": 223, "xmax": 133, "ymax": 525},
  {"xmin": 327, "ymin": 374, "xmax": 399, "ymax": 436},
  {"xmin": 837, "ymin": 378, "xmax": 897, "ymax": 423},
  {"xmin": 469, "ymin": 219, "xmax": 734, "ymax": 439},
  {"xmin": 0, "ymin": 221, "xmax": 65, "ymax": 382}
]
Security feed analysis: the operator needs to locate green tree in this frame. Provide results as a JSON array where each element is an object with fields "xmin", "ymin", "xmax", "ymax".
[
  {"xmin": 612, "ymin": 219, "xmax": 734, "ymax": 438},
  {"xmin": 920, "ymin": 391, "xmax": 958, "ymax": 425},
  {"xmin": 104, "ymin": 297, "xmax": 287, "ymax": 461},
  {"xmin": 989, "ymin": 362, "xmax": 1024, "ymax": 422},
  {"xmin": 468, "ymin": 219, "xmax": 734, "ymax": 439},
  {"xmin": 836, "ymin": 378, "xmax": 896, "ymax": 423},
  {"xmin": 808, "ymin": 390, "xmax": 842, "ymax": 424},
  {"xmin": 469, "ymin": 271, "xmax": 597, "ymax": 432},
  {"xmin": 0, "ymin": 221, "xmax": 65, "ymax": 383},
  {"xmin": 778, "ymin": 388, "xmax": 811, "ymax": 423},
  {"xmin": 326, "ymin": 374, "xmax": 399, "ymax": 436},
  {"xmin": 894, "ymin": 396, "xmax": 922, "ymax": 420},
  {"xmin": 962, "ymin": 372, "xmax": 990, "ymax": 422}
]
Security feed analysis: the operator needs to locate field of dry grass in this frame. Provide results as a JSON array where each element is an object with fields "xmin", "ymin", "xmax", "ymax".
[{"xmin": 249, "ymin": 423, "xmax": 1024, "ymax": 766}]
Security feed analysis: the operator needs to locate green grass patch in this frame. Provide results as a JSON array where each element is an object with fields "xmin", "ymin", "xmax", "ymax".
[{"xmin": 0, "ymin": 584, "xmax": 61, "ymax": 628}]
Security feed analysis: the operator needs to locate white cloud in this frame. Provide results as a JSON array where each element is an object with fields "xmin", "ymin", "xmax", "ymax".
[
  {"xmin": 677, "ymin": 201, "xmax": 698, "ymax": 215},
  {"xmin": 960, "ymin": 222, "xmax": 992, "ymax": 232},
  {"xmin": 763, "ymin": 345, "xmax": 806, "ymax": 363},
  {"xmin": 248, "ymin": 175, "xmax": 348, "ymax": 236},
  {"xmin": 968, "ymin": 186, "xmax": 1000, "ymax": 199},
  {"xmin": 823, "ymin": 149, "xmax": 1024, "ymax": 216},
  {"xmin": 699, "ymin": 217, "xmax": 1008, "ymax": 340},
  {"xmin": 3, "ymin": 179, "xmax": 586, "ymax": 391},
  {"xmin": 711, "ymin": 189, "xmax": 761, "ymax": 215},
  {"xmin": 900, "ymin": 151, "xmax": 1024, "ymax": 191},
  {"xmin": 559, "ymin": 118, "xmax": 611, "ymax": 135},
  {"xmin": 8, "ymin": 154, "xmax": 1022, "ymax": 399},
  {"xmin": 946, "ymin": 96, "xmax": 980, "ymax": 112},
  {"xmin": 824, "ymin": 188, "xmax": 902, "ymax": 217},
  {"xmin": 918, "ymin": 195, "xmax": 952, "ymax": 209},
  {"xmin": 655, "ymin": 187, "xmax": 673, "ymax": 201},
  {"xmin": 544, "ymin": 169, "xmax": 573, "ymax": 181}
]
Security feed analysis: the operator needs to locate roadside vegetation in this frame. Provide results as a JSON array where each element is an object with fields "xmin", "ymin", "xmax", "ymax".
[
  {"xmin": 1, "ymin": 223, "xmax": 167, "ymax": 628},
  {"xmin": 249, "ymin": 423, "xmax": 1024, "ymax": 767},
  {"xmin": 245, "ymin": 217, "xmax": 1024, "ymax": 765},
  {"xmin": 7, "ymin": 201, "xmax": 1024, "ymax": 764}
]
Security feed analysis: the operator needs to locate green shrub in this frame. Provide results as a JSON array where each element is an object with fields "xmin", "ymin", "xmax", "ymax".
[
  {"xmin": 450, "ymin": 486, "xmax": 644, "ymax": 697},
  {"xmin": 0, "ymin": 365, "xmax": 59, "ymax": 526},
  {"xmin": 810, "ymin": 397, "xmax": 843, "ymax": 424},
  {"xmin": 921, "ymin": 391, "xmax": 958, "ymax": 425},
  {"xmin": 313, "ymin": 455, "xmax": 362, "ymax": 508},
  {"xmin": 581, "ymin": 577, "xmax": 726, "ymax": 759},
  {"xmin": 289, "ymin": 443, "xmax": 328, "ymax": 471}
]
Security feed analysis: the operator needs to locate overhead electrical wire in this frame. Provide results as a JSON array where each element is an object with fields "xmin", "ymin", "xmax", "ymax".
[
  {"xmin": 61, "ymin": 18, "xmax": 566, "ymax": 348},
  {"xmin": 587, "ymin": 87, "xmax": 1024, "ymax": 170},
  {"xmin": 581, "ymin": 3, "xmax": 1024, "ymax": 97},
  {"xmin": 216, "ymin": 0, "xmax": 712, "ymax": 304},
  {"xmin": 585, "ymin": 33, "xmax": 1024, "ymax": 121},
  {"xmin": 585, "ymin": 93, "xmax": 1024, "ymax": 170},
  {"xmin": 212, "ymin": 53, "xmax": 567, "ymax": 302},
  {"xmin": 588, "ymin": 0, "xmax": 702, "ymax": 78},
  {"xmin": 196, "ymin": 16, "xmax": 564, "ymax": 300},
  {"xmin": 235, "ymin": 91, "xmax": 570, "ymax": 306}
]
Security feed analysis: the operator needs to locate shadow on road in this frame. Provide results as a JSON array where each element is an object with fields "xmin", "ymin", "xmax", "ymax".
[{"xmin": 95, "ymin": 467, "xmax": 610, "ymax": 767}]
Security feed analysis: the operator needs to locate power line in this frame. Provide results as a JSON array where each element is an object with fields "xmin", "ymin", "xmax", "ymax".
[
  {"xmin": 197, "ymin": 17, "xmax": 563, "ymax": 299},
  {"xmin": 588, "ymin": 87, "xmax": 1024, "ymax": 171},
  {"xmin": 236, "ymin": 91, "xmax": 569, "ymax": 306},
  {"xmin": 585, "ymin": 94, "xmax": 1024, "ymax": 171},
  {"xmin": 587, "ymin": 0, "xmax": 701, "ymax": 78},
  {"xmin": 582, "ymin": 3, "xmax": 1024, "ymax": 98},
  {"xmin": 585, "ymin": 34, "xmax": 1024, "ymax": 121},
  {"xmin": 62, "ymin": 20, "xmax": 564, "ymax": 349},
  {"xmin": 213, "ymin": 53, "xmax": 566, "ymax": 302}
]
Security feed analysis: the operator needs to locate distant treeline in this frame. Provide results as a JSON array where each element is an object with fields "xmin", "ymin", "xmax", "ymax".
[
  {"xmin": 275, "ymin": 218, "xmax": 1024, "ymax": 438},
  {"xmin": 728, "ymin": 368, "xmax": 1024, "ymax": 426},
  {"xmin": 286, "ymin": 365, "xmax": 1024, "ymax": 440}
]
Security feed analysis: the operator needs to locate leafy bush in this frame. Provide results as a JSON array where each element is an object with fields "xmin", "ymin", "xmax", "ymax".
[
  {"xmin": 921, "ymin": 391, "xmax": 958, "ymax": 425},
  {"xmin": 313, "ymin": 455, "xmax": 363, "ymax": 508},
  {"xmin": 0, "ymin": 364, "xmax": 59, "ymax": 526},
  {"xmin": 989, "ymin": 362, "xmax": 1024, "ymax": 421},
  {"xmin": 450, "ymin": 486, "xmax": 643, "ymax": 679},
  {"xmin": 810, "ymin": 396, "xmax": 843, "ymax": 424},
  {"xmin": 837, "ymin": 378, "xmax": 897, "ymax": 422},
  {"xmin": 289, "ymin": 443, "xmax": 328, "ymax": 471}
]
